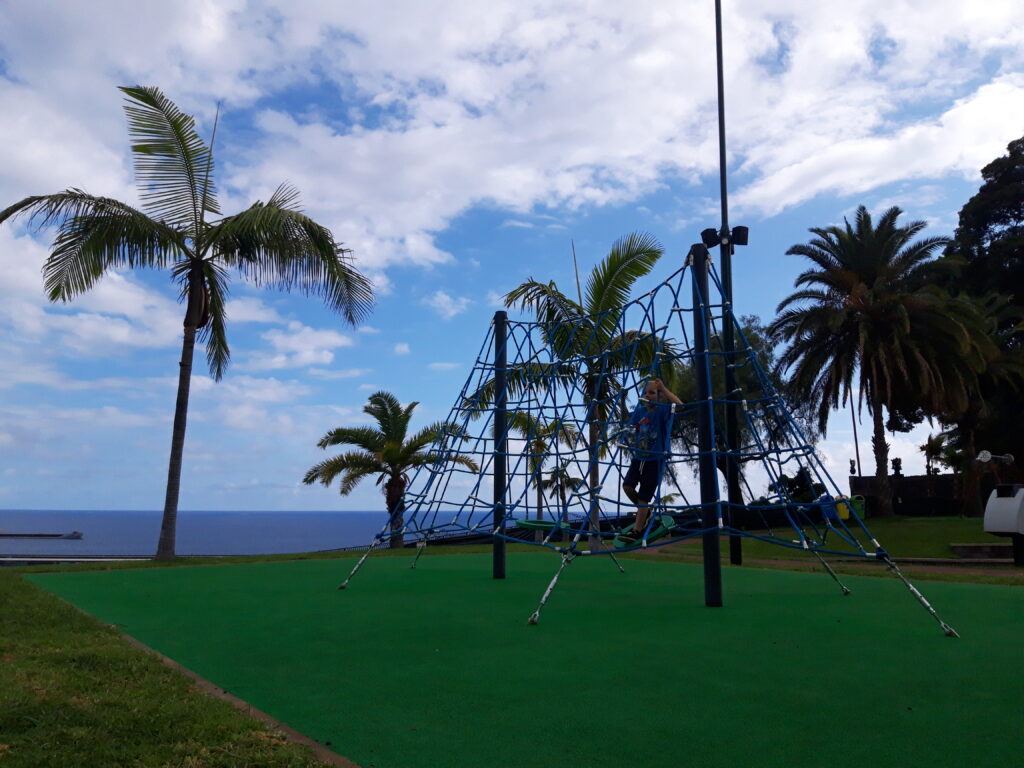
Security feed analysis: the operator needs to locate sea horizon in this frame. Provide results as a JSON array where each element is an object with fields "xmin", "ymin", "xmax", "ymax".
[{"xmin": 0, "ymin": 508, "xmax": 394, "ymax": 558}]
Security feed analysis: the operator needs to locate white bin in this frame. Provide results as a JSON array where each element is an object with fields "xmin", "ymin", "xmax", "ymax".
[{"xmin": 983, "ymin": 485, "xmax": 1024, "ymax": 535}]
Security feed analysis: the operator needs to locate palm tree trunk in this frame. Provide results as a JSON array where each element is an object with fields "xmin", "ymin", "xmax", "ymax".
[
  {"xmin": 871, "ymin": 401, "xmax": 894, "ymax": 517},
  {"xmin": 155, "ymin": 269, "xmax": 204, "ymax": 561},
  {"xmin": 386, "ymin": 477, "xmax": 405, "ymax": 549},
  {"xmin": 535, "ymin": 480, "xmax": 544, "ymax": 543},
  {"xmin": 960, "ymin": 415, "xmax": 983, "ymax": 518},
  {"xmin": 584, "ymin": 375, "xmax": 601, "ymax": 550}
]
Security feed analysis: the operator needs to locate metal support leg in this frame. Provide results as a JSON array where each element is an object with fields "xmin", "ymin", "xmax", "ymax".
[
  {"xmin": 527, "ymin": 553, "xmax": 575, "ymax": 625},
  {"xmin": 812, "ymin": 550, "xmax": 851, "ymax": 596},
  {"xmin": 883, "ymin": 556, "xmax": 959, "ymax": 638},
  {"xmin": 410, "ymin": 535, "xmax": 429, "ymax": 569},
  {"xmin": 339, "ymin": 539, "xmax": 381, "ymax": 590},
  {"xmin": 607, "ymin": 550, "xmax": 626, "ymax": 574}
]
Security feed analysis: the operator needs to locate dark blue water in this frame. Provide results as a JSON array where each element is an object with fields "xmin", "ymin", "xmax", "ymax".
[{"xmin": 0, "ymin": 510, "xmax": 390, "ymax": 557}]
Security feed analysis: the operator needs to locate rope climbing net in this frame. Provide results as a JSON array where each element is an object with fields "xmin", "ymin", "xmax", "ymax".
[
  {"xmin": 342, "ymin": 253, "xmax": 958, "ymax": 636},
  {"xmin": 375, "ymin": 262, "xmax": 878, "ymax": 557}
]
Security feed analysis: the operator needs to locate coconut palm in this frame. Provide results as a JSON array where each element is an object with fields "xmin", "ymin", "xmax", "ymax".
[
  {"xmin": 501, "ymin": 232, "xmax": 665, "ymax": 547},
  {"xmin": 508, "ymin": 411, "xmax": 578, "ymax": 540},
  {"xmin": 303, "ymin": 391, "xmax": 480, "ymax": 548},
  {"xmin": 769, "ymin": 205, "xmax": 986, "ymax": 516},
  {"xmin": 0, "ymin": 86, "xmax": 373, "ymax": 559}
]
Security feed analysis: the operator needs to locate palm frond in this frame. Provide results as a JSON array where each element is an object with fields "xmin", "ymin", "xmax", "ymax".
[
  {"xmin": 414, "ymin": 452, "xmax": 481, "ymax": 473},
  {"xmin": 462, "ymin": 360, "xmax": 578, "ymax": 418},
  {"xmin": 208, "ymin": 184, "xmax": 374, "ymax": 326},
  {"xmin": 120, "ymin": 85, "xmax": 220, "ymax": 231},
  {"xmin": 197, "ymin": 260, "xmax": 231, "ymax": 380},
  {"xmin": 363, "ymin": 391, "xmax": 408, "ymax": 441},
  {"xmin": 400, "ymin": 421, "xmax": 457, "ymax": 460},
  {"xmin": 504, "ymin": 279, "xmax": 588, "ymax": 358},
  {"xmin": 584, "ymin": 232, "xmax": 663, "ymax": 313},
  {"xmin": 0, "ymin": 191, "xmax": 185, "ymax": 301},
  {"xmin": 302, "ymin": 450, "xmax": 382, "ymax": 488},
  {"xmin": 316, "ymin": 426, "xmax": 386, "ymax": 453}
]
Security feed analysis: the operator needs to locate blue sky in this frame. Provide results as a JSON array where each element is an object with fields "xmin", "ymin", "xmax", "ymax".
[{"xmin": 1, "ymin": 1, "xmax": 1023, "ymax": 512}]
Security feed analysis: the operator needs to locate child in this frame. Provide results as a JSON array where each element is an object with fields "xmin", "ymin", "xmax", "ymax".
[{"xmin": 622, "ymin": 378, "xmax": 682, "ymax": 538}]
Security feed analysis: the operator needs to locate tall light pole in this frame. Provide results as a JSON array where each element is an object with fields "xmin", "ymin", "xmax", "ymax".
[{"xmin": 713, "ymin": 0, "xmax": 746, "ymax": 565}]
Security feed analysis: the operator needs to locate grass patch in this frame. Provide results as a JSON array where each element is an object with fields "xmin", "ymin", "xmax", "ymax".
[
  {"xmin": 25, "ymin": 553, "xmax": 1024, "ymax": 768},
  {"xmin": 0, "ymin": 568, "xmax": 335, "ymax": 768}
]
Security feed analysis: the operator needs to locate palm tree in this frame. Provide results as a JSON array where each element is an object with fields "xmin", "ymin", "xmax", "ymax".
[
  {"xmin": 508, "ymin": 411, "xmax": 578, "ymax": 540},
  {"xmin": 540, "ymin": 459, "xmax": 585, "ymax": 523},
  {"xmin": 503, "ymin": 232, "xmax": 665, "ymax": 547},
  {"xmin": 920, "ymin": 434, "xmax": 946, "ymax": 475},
  {"xmin": 303, "ymin": 391, "xmax": 480, "ymax": 548},
  {"xmin": 770, "ymin": 205, "xmax": 983, "ymax": 516},
  {"xmin": 0, "ymin": 86, "xmax": 373, "ymax": 560}
]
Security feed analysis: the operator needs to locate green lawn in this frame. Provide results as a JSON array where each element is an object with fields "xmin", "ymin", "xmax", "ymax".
[
  {"xmin": 23, "ymin": 550, "xmax": 1024, "ymax": 768},
  {"xmin": 737, "ymin": 515, "xmax": 1006, "ymax": 559},
  {"xmin": 0, "ymin": 567, "xmax": 333, "ymax": 768}
]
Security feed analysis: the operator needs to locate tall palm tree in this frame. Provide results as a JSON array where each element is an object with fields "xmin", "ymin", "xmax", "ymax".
[
  {"xmin": 303, "ymin": 391, "xmax": 480, "ymax": 548},
  {"xmin": 770, "ymin": 205, "xmax": 983, "ymax": 516},
  {"xmin": 0, "ymin": 86, "xmax": 374, "ymax": 560},
  {"xmin": 508, "ymin": 411, "xmax": 578, "ymax": 540},
  {"xmin": 504, "ymin": 232, "xmax": 665, "ymax": 547}
]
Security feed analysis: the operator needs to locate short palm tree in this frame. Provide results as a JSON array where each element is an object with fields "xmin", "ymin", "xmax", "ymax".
[
  {"xmin": 303, "ymin": 391, "xmax": 480, "ymax": 548},
  {"xmin": 540, "ymin": 459, "xmax": 585, "ymax": 515},
  {"xmin": 920, "ymin": 434, "xmax": 946, "ymax": 475},
  {"xmin": 0, "ymin": 86, "xmax": 374, "ymax": 559},
  {"xmin": 770, "ymin": 205, "xmax": 983, "ymax": 516},
  {"xmin": 508, "ymin": 411, "xmax": 578, "ymax": 539},
  {"xmin": 503, "ymin": 232, "xmax": 665, "ymax": 547}
]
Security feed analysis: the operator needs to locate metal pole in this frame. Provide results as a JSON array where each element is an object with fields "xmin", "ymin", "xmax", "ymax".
[
  {"xmin": 715, "ymin": 0, "xmax": 743, "ymax": 566},
  {"xmin": 493, "ymin": 310, "xmax": 507, "ymax": 579},
  {"xmin": 692, "ymin": 245, "xmax": 723, "ymax": 607}
]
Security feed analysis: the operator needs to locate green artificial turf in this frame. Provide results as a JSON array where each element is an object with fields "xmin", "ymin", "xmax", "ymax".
[{"xmin": 29, "ymin": 553, "xmax": 1024, "ymax": 768}]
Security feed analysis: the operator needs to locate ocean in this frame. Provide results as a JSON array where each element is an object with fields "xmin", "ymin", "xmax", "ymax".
[{"xmin": 0, "ymin": 509, "xmax": 392, "ymax": 558}]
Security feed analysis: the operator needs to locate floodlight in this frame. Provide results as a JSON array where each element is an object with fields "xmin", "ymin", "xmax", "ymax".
[{"xmin": 700, "ymin": 228, "xmax": 721, "ymax": 248}]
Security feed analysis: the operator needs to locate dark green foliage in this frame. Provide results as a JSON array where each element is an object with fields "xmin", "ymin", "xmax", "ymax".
[
  {"xmin": 665, "ymin": 315, "xmax": 817, "ymax": 478},
  {"xmin": 937, "ymin": 135, "xmax": 1024, "ymax": 500},
  {"xmin": 947, "ymin": 134, "xmax": 1024, "ymax": 306},
  {"xmin": 769, "ymin": 206, "xmax": 980, "ymax": 516}
]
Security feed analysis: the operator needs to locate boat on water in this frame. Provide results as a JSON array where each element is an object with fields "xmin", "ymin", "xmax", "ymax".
[{"xmin": 0, "ymin": 531, "xmax": 83, "ymax": 540}]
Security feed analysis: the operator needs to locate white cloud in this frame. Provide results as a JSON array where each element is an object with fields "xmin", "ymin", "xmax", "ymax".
[
  {"xmin": 0, "ymin": 228, "xmax": 186, "ymax": 353},
  {"xmin": 422, "ymin": 290, "xmax": 471, "ymax": 320},
  {"xmin": 3, "ymin": 0, "xmax": 1023, "ymax": 280},
  {"xmin": 224, "ymin": 297, "xmax": 285, "ymax": 324},
  {"xmin": 428, "ymin": 362, "xmax": 460, "ymax": 371},
  {"xmin": 501, "ymin": 219, "xmax": 534, "ymax": 229},
  {"xmin": 394, "ymin": 342, "xmax": 411, "ymax": 355},
  {"xmin": 735, "ymin": 74, "xmax": 1024, "ymax": 216},
  {"xmin": 357, "ymin": 325, "xmax": 382, "ymax": 334},
  {"xmin": 307, "ymin": 367, "xmax": 372, "ymax": 380},
  {"xmin": 242, "ymin": 321, "xmax": 354, "ymax": 370}
]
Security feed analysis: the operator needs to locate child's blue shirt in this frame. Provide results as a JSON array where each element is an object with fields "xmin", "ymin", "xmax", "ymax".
[{"xmin": 625, "ymin": 402, "xmax": 672, "ymax": 460}]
